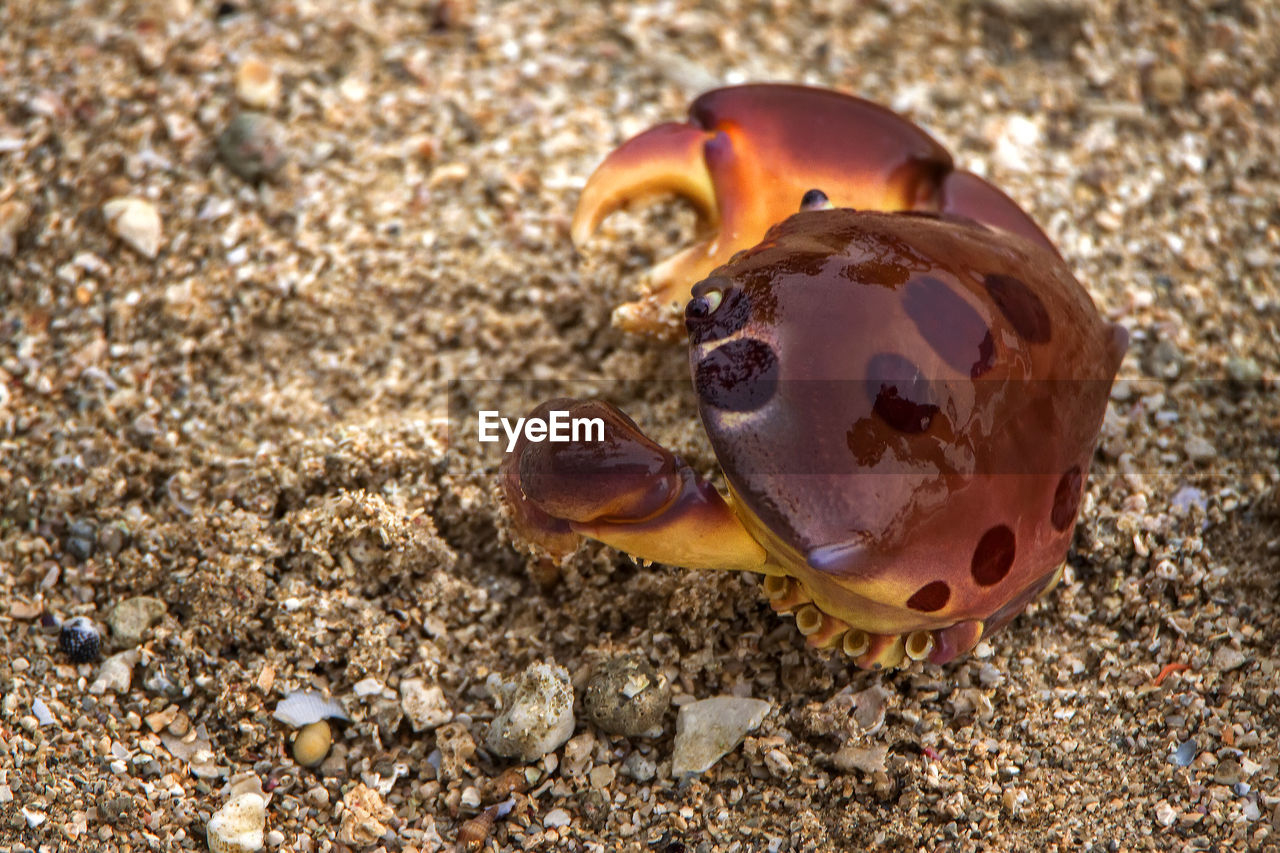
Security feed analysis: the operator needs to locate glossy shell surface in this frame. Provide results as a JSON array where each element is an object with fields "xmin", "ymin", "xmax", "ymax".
[{"xmin": 685, "ymin": 208, "xmax": 1126, "ymax": 638}]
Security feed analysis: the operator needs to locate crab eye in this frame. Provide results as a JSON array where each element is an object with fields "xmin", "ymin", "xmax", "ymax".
[
  {"xmin": 687, "ymin": 288, "xmax": 723, "ymax": 319},
  {"xmin": 800, "ymin": 188, "xmax": 831, "ymax": 211}
]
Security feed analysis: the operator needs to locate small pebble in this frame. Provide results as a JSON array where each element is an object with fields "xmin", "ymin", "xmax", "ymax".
[
  {"xmin": 1169, "ymin": 738, "xmax": 1197, "ymax": 767},
  {"xmin": 0, "ymin": 199, "xmax": 31, "ymax": 257},
  {"xmin": 103, "ymin": 196, "xmax": 163, "ymax": 259},
  {"xmin": 1148, "ymin": 65, "xmax": 1186, "ymax": 105},
  {"xmin": 1144, "ymin": 339, "xmax": 1183, "ymax": 380},
  {"xmin": 1213, "ymin": 645, "xmax": 1247, "ymax": 672},
  {"xmin": 65, "ymin": 519, "xmax": 98, "ymax": 561},
  {"xmin": 31, "ymin": 697, "xmax": 54, "ymax": 726},
  {"xmin": 264, "ymin": 829, "xmax": 285, "ymax": 848},
  {"xmin": 400, "ymin": 678, "xmax": 454, "ymax": 731},
  {"xmin": 337, "ymin": 783, "xmax": 392, "ymax": 847},
  {"xmin": 832, "ymin": 743, "xmax": 889, "ymax": 775},
  {"xmin": 206, "ymin": 792, "xmax": 266, "ymax": 853},
  {"xmin": 292, "ymin": 720, "xmax": 332, "ymax": 768},
  {"xmin": 218, "ymin": 112, "xmax": 287, "ymax": 182},
  {"xmin": 486, "ymin": 661, "xmax": 575, "ymax": 762},
  {"xmin": 59, "ymin": 616, "xmax": 101, "ymax": 662},
  {"xmin": 588, "ymin": 764, "xmax": 615, "ymax": 789},
  {"xmin": 235, "ymin": 58, "xmax": 280, "ymax": 109},
  {"xmin": 98, "ymin": 524, "xmax": 129, "ymax": 556},
  {"xmin": 582, "ymin": 654, "xmax": 670, "ymax": 736},
  {"xmin": 1226, "ymin": 356, "xmax": 1263, "ymax": 384},
  {"xmin": 1214, "ymin": 759, "xmax": 1245, "ymax": 786},
  {"xmin": 90, "ymin": 650, "xmax": 139, "ymax": 695},
  {"xmin": 763, "ymin": 748, "xmax": 793, "ymax": 778},
  {"xmin": 671, "ymin": 696, "xmax": 771, "ymax": 776},
  {"xmin": 621, "ymin": 751, "xmax": 656, "ymax": 782},
  {"xmin": 1185, "ymin": 436, "xmax": 1216, "ymax": 463},
  {"xmin": 543, "ymin": 808, "xmax": 571, "ymax": 829},
  {"xmin": 108, "ymin": 596, "xmax": 167, "ymax": 646}
]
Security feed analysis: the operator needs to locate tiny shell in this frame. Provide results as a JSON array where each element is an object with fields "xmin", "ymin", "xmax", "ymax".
[
  {"xmin": 103, "ymin": 197, "xmax": 162, "ymax": 259},
  {"xmin": 272, "ymin": 691, "xmax": 350, "ymax": 727},
  {"xmin": 291, "ymin": 720, "xmax": 332, "ymax": 768}
]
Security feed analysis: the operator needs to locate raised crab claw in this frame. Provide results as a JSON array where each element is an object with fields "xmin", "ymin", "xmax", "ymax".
[{"xmin": 572, "ymin": 83, "xmax": 1058, "ymax": 339}]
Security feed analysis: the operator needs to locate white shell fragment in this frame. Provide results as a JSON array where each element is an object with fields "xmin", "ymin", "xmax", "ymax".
[
  {"xmin": 103, "ymin": 196, "xmax": 162, "ymax": 258},
  {"xmin": 90, "ymin": 650, "xmax": 140, "ymax": 695},
  {"xmin": 272, "ymin": 691, "xmax": 350, "ymax": 727},
  {"xmin": 206, "ymin": 792, "xmax": 266, "ymax": 853},
  {"xmin": 485, "ymin": 662, "xmax": 575, "ymax": 761},
  {"xmin": 31, "ymin": 697, "xmax": 55, "ymax": 727},
  {"xmin": 235, "ymin": 58, "xmax": 281, "ymax": 110},
  {"xmin": 400, "ymin": 678, "xmax": 454, "ymax": 732},
  {"xmin": 671, "ymin": 696, "xmax": 771, "ymax": 776}
]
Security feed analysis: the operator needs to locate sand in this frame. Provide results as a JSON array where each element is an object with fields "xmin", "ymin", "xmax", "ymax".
[{"xmin": 1, "ymin": 0, "xmax": 1277, "ymax": 850}]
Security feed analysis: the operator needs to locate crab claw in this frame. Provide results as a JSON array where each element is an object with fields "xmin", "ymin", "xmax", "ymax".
[
  {"xmin": 573, "ymin": 84, "xmax": 1058, "ymax": 338},
  {"xmin": 499, "ymin": 399, "xmax": 768, "ymax": 572}
]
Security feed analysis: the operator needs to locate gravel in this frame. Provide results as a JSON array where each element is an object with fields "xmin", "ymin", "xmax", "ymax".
[{"xmin": 1, "ymin": 0, "xmax": 1277, "ymax": 850}]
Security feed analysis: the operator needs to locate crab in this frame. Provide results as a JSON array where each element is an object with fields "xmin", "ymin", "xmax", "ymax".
[{"xmin": 499, "ymin": 85, "xmax": 1126, "ymax": 668}]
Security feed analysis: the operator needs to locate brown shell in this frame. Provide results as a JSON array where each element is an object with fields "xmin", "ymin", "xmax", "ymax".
[{"xmin": 685, "ymin": 208, "xmax": 1125, "ymax": 636}]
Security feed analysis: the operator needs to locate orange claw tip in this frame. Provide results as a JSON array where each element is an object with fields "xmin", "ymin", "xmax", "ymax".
[{"xmin": 571, "ymin": 121, "xmax": 718, "ymax": 250}]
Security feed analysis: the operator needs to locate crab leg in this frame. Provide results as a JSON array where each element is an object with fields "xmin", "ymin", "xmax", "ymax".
[{"xmin": 499, "ymin": 399, "xmax": 769, "ymax": 574}]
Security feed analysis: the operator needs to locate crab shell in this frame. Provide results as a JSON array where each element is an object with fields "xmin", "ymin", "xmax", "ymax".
[
  {"xmin": 685, "ymin": 208, "xmax": 1126, "ymax": 664},
  {"xmin": 573, "ymin": 83, "xmax": 1059, "ymax": 338}
]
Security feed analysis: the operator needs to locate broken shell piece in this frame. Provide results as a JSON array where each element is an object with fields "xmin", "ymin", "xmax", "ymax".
[
  {"xmin": 206, "ymin": 792, "xmax": 266, "ymax": 853},
  {"xmin": 272, "ymin": 691, "xmax": 350, "ymax": 727},
  {"xmin": 103, "ymin": 196, "xmax": 162, "ymax": 259}
]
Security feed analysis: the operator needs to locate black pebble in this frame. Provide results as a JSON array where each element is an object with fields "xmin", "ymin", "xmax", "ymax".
[{"xmin": 60, "ymin": 616, "xmax": 101, "ymax": 663}]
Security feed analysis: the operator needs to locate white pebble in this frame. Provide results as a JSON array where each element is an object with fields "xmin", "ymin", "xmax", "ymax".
[
  {"xmin": 90, "ymin": 650, "xmax": 140, "ymax": 695},
  {"xmin": 671, "ymin": 696, "xmax": 771, "ymax": 776},
  {"xmin": 400, "ymin": 678, "xmax": 453, "ymax": 731},
  {"xmin": 543, "ymin": 808, "xmax": 571, "ymax": 829},
  {"xmin": 207, "ymin": 793, "xmax": 266, "ymax": 853},
  {"xmin": 103, "ymin": 197, "xmax": 162, "ymax": 259},
  {"xmin": 486, "ymin": 662, "xmax": 575, "ymax": 762}
]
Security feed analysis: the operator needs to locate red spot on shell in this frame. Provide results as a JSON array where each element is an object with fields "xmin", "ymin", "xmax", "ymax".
[
  {"xmin": 907, "ymin": 580, "xmax": 950, "ymax": 612},
  {"xmin": 1051, "ymin": 465, "xmax": 1084, "ymax": 531},
  {"xmin": 865, "ymin": 352, "xmax": 939, "ymax": 434},
  {"xmin": 983, "ymin": 272, "xmax": 1051, "ymax": 344},
  {"xmin": 971, "ymin": 525, "xmax": 1016, "ymax": 586},
  {"xmin": 694, "ymin": 338, "xmax": 779, "ymax": 412},
  {"xmin": 902, "ymin": 275, "xmax": 995, "ymax": 378},
  {"xmin": 972, "ymin": 330, "xmax": 995, "ymax": 378}
]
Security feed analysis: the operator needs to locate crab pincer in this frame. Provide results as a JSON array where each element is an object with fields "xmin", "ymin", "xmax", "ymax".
[{"xmin": 573, "ymin": 84, "xmax": 1059, "ymax": 338}]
